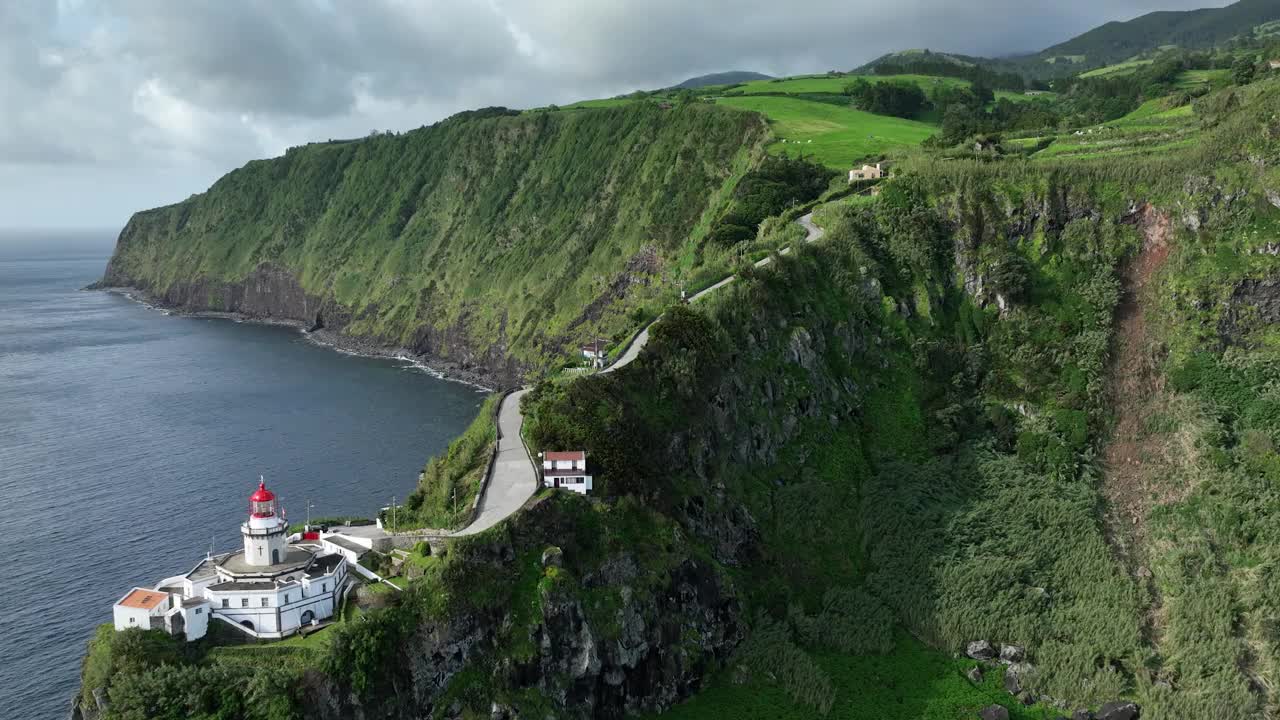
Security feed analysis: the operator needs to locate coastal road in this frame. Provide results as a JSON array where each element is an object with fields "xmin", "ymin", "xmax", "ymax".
[
  {"xmin": 453, "ymin": 388, "xmax": 535, "ymax": 536},
  {"xmin": 435, "ymin": 211, "xmax": 826, "ymax": 535}
]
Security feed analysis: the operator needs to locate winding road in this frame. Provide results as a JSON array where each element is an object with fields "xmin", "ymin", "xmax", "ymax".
[
  {"xmin": 605, "ymin": 211, "xmax": 825, "ymax": 374},
  {"xmin": 438, "ymin": 211, "xmax": 827, "ymax": 536},
  {"xmin": 453, "ymin": 388, "xmax": 535, "ymax": 536}
]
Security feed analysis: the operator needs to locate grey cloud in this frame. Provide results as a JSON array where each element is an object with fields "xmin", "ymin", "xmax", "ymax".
[
  {"xmin": 116, "ymin": 0, "xmax": 523, "ymax": 118},
  {"xmin": 0, "ymin": 0, "xmax": 1239, "ymax": 228}
]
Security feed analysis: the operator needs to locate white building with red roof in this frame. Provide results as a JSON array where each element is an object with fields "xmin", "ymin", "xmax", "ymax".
[
  {"xmin": 542, "ymin": 450, "xmax": 593, "ymax": 494},
  {"xmin": 112, "ymin": 478, "xmax": 349, "ymax": 641}
]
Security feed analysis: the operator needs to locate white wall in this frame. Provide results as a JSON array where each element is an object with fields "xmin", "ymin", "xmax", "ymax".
[
  {"xmin": 204, "ymin": 561, "xmax": 346, "ymax": 638},
  {"xmin": 543, "ymin": 474, "xmax": 592, "ymax": 494},
  {"xmin": 180, "ymin": 604, "xmax": 209, "ymax": 641},
  {"xmin": 545, "ymin": 458, "xmax": 586, "ymax": 471},
  {"xmin": 320, "ymin": 538, "xmax": 365, "ymax": 565},
  {"xmin": 244, "ymin": 528, "xmax": 289, "ymax": 567},
  {"xmin": 113, "ymin": 604, "xmax": 158, "ymax": 631}
]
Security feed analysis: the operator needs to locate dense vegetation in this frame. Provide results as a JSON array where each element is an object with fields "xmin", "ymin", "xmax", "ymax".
[
  {"xmin": 843, "ymin": 78, "xmax": 929, "ymax": 119},
  {"xmin": 705, "ymin": 156, "xmax": 834, "ymax": 248},
  {"xmin": 395, "ymin": 394, "xmax": 499, "ymax": 530},
  {"xmin": 869, "ymin": 56, "xmax": 1034, "ymax": 92},
  {"xmin": 522, "ymin": 168, "xmax": 1144, "ymax": 714}
]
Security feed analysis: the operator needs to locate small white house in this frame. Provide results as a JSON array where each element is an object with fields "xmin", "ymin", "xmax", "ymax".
[
  {"xmin": 113, "ymin": 587, "xmax": 170, "ymax": 632},
  {"xmin": 849, "ymin": 163, "xmax": 883, "ymax": 182},
  {"xmin": 542, "ymin": 450, "xmax": 593, "ymax": 494}
]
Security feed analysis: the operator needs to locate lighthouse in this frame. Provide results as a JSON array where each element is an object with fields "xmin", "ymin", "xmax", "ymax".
[
  {"xmin": 242, "ymin": 478, "xmax": 288, "ymax": 566},
  {"xmin": 111, "ymin": 474, "xmax": 349, "ymax": 641}
]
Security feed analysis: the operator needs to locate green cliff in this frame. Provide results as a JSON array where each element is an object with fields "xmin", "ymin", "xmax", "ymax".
[{"xmin": 99, "ymin": 104, "xmax": 769, "ymax": 383}]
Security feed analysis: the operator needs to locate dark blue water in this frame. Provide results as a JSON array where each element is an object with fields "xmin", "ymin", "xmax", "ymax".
[{"xmin": 0, "ymin": 231, "xmax": 483, "ymax": 719}]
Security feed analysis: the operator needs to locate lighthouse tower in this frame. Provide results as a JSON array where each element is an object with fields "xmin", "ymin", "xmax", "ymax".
[{"xmin": 242, "ymin": 478, "xmax": 288, "ymax": 566}]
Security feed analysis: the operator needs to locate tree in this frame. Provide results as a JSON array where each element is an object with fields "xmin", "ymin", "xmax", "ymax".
[
  {"xmin": 846, "ymin": 79, "xmax": 928, "ymax": 119},
  {"xmin": 939, "ymin": 103, "xmax": 982, "ymax": 146},
  {"xmin": 1232, "ymin": 56, "xmax": 1257, "ymax": 86},
  {"xmin": 970, "ymin": 80, "xmax": 995, "ymax": 106}
]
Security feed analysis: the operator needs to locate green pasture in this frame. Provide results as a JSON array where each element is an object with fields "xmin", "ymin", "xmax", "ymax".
[{"xmin": 717, "ymin": 95, "xmax": 936, "ymax": 168}]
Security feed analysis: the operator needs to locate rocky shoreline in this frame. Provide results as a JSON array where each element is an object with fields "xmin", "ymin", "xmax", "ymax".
[{"xmin": 90, "ymin": 285, "xmax": 500, "ymax": 391}]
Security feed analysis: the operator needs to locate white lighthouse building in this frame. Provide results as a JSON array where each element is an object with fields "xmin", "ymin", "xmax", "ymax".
[
  {"xmin": 112, "ymin": 478, "xmax": 349, "ymax": 641},
  {"xmin": 243, "ymin": 480, "xmax": 290, "ymax": 566}
]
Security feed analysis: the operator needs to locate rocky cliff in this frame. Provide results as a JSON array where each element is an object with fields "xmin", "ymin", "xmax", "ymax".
[{"xmin": 298, "ymin": 493, "xmax": 746, "ymax": 720}]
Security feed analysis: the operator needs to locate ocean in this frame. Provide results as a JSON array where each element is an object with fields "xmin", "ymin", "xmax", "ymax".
[{"xmin": 0, "ymin": 231, "xmax": 483, "ymax": 719}]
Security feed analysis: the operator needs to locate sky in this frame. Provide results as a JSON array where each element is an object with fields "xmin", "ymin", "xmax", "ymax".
[{"xmin": 0, "ymin": 0, "xmax": 1234, "ymax": 231}]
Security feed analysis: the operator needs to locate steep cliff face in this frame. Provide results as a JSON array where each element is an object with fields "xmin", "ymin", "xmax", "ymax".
[
  {"xmin": 300, "ymin": 494, "xmax": 744, "ymax": 720},
  {"xmin": 96, "ymin": 104, "xmax": 768, "ymax": 384}
]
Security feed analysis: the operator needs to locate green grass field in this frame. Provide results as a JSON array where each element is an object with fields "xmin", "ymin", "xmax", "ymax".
[
  {"xmin": 1176, "ymin": 69, "xmax": 1229, "ymax": 90},
  {"xmin": 729, "ymin": 74, "xmax": 1055, "ymax": 106},
  {"xmin": 717, "ymin": 95, "xmax": 936, "ymax": 168},
  {"xmin": 1106, "ymin": 101, "xmax": 1194, "ymax": 130},
  {"xmin": 647, "ymin": 633, "xmax": 1068, "ymax": 720},
  {"xmin": 735, "ymin": 74, "xmax": 968, "ymax": 95},
  {"xmin": 560, "ymin": 97, "xmax": 637, "ymax": 110},
  {"xmin": 1080, "ymin": 59, "xmax": 1154, "ymax": 78}
]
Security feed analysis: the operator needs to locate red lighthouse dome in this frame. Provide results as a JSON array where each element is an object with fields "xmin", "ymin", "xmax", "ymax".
[{"xmin": 249, "ymin": 479, "xmax": 277, "ymax": 518}]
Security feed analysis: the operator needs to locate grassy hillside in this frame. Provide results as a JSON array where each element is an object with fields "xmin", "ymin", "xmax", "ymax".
[
  {"xmin": 101, "ymin": 104, "xmax": 770, "ymax": 379},
  {"xmin": 1035, "ymin": 0, "xmax": 1280, "ymax": 67},
  {"xmin": 734, "ymin": 73, "xmax": 965, "ymax": 95},
  {"xmin": 673, "ymin": 70, "xmax": 774, "ymax": 89},
  {"xmin": 716, "ymin": 96, "xmax": 935, "ymax": 169},
  {"xmin": 731, "ymin": 73, "xmax": 1054, "ymax": 103},
  {"xmin": 514, "ymin": 78, "xmax": 1280, "ymax": 719}
]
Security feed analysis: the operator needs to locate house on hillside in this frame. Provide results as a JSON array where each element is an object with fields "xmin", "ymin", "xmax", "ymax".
[
  {"xmin": 1024, "ymin": 90, "xmax": 1048, "ymax": 96},
  {"xmin": 848, "ymin": 163, "xmax": 883, "ymax": 183},
  {"xmin": 542, "ymin": 451, "xmax": 593, "ymax": 495},
  {"xmin": 1269, "ymin": 59, "xmax": 1280, "ymax": 71},
  {"xmin": 581, "ymin": 342, "xmax": 606, "ymax": 368}
]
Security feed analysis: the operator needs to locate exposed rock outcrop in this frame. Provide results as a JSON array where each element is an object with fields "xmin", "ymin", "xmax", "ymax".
[
  {"xmin": 979, "ymin": 705, "xmax": 1010, "ymax": 720},
  {"xmin": 1220, "ymin": 277, "xmax": 1280, "ymax": 347},
  {"xmin": 967, "ymin": 639, "xmax": 998, "ymax": 661}
]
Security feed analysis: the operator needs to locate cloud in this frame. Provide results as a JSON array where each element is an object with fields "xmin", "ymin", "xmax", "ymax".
[{"xmin": 0, "ymin": 0, "xmax": 1237, "ymax": 228}]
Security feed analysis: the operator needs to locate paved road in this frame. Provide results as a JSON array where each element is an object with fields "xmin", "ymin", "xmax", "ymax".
[
  {"xmin": 454, "ymin": 388, "xmax": 535, "ymax": 536},
  {"xmin": 604, "ymin": 211, "xmax": 825, "ymax": 373},
  {"xmin": 395, "ymin": 212, "xmax": 827, "ymax": 538}
]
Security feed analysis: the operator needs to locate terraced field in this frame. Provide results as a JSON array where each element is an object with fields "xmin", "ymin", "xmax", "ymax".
[
  {"xmin": 1080, "ymin": 58, "xmax": 1154, "ymax": 78},
  {"xmin": 716, "ymin": 95, "xmax": 936, "ymax": 168},
  {"xmin": 1023, "ymin": 99, "xmax": 1198, "ymax": 162}
]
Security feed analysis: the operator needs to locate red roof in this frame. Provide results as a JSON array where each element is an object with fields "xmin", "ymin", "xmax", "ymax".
[
  {"xmin": 117, "ymin": 588, "xmax": 167, "ymax": 611},
  {"xmin": 250, "ymin": 480, "xmax": 275, "ymax": 503},
  {"xmin": 545, "ymin": 450, "xmax": 585, "ymax": 462}
]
